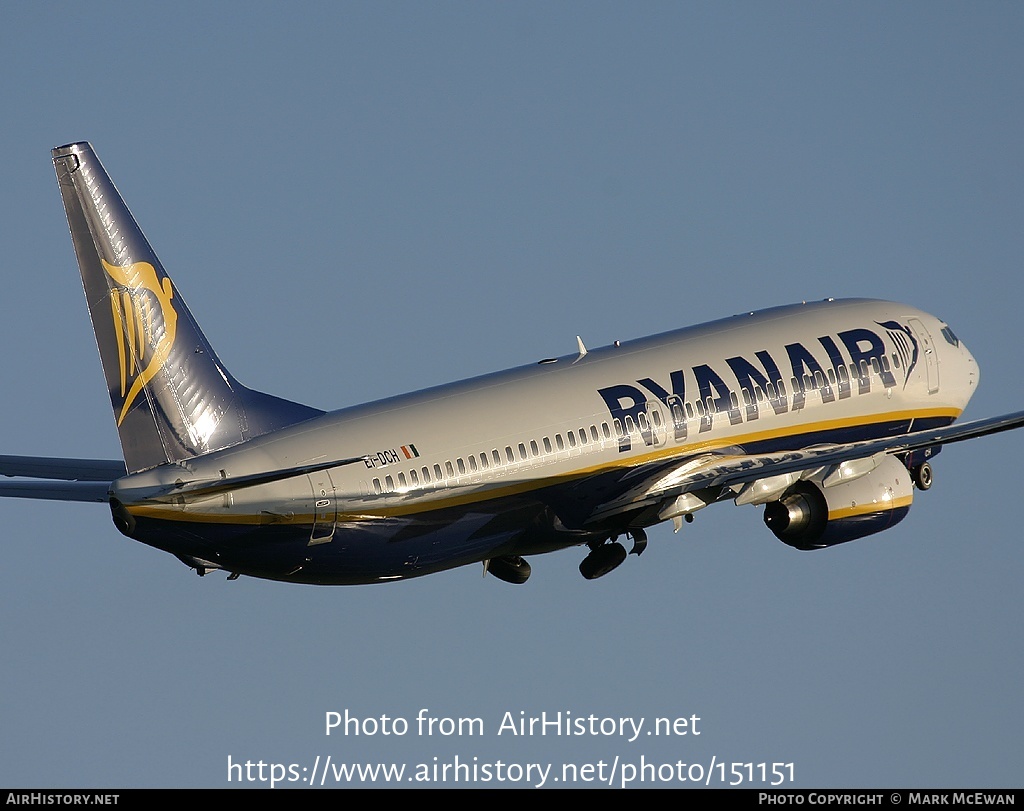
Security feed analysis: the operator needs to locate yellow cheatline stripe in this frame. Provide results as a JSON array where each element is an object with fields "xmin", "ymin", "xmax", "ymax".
[
  {"xmin": 122, "ymin": 406, "xmax": 959, "ymax": 526},
  {"xmin": 127, "ymin": 505, "xmax": 275, "ymax": 524},
  {"xmin": 827, "ymin": 494, "xmax": 914, "ymax": 521}
]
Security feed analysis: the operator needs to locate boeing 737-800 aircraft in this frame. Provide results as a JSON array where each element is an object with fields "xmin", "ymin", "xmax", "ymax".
[{"xmin": 2, "ymin": 142, "xmax": 1022, "ymax": 585}]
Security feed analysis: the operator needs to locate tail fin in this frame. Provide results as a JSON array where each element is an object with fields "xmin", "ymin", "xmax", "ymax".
[{"xmin": 52, "ymin": 142, "xmax": 323, "ymax": 473}]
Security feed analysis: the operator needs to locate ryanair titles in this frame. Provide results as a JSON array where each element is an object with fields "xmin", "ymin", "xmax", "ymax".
[{"xmin": 598, "ymin": 325, "xmax": 912, "ymax": 452}]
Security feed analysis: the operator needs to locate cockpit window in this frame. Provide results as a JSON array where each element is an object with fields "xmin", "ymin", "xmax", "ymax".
[{"xmin": 940, "ymin": 325, "xmax": 960, "ymax": 347}]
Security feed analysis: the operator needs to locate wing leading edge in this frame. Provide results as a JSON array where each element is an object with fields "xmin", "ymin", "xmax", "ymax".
[{"xmin": 583, "ymin": 409, "xmax": 1024, "ymax": 527}]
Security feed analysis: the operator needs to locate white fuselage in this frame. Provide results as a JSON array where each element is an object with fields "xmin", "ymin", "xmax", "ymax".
[{"xmin": 110, "ymin": 298, "xmax": 977, "ymax": 583}]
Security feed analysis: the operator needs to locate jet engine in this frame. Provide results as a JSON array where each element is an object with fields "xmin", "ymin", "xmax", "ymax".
[{"xmin": 763, "ymin": 455, "xmax": 914, "ymax": 550}]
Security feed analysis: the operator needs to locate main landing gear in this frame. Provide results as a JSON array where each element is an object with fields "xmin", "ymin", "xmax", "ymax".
[
  {"xmin": 485, "ymin": 528, "xmax": 649, "ymax": 584},
  {"xmin": 484, "ymin": 555, "xmax": 532, "ymax": 584},
  {"xmin": 911, "ymin": 461, "xmax": 933, "ymax": 491},
  {"xmin": 579, "ymin": 528, "xmax": 647, "ymax": 580}
]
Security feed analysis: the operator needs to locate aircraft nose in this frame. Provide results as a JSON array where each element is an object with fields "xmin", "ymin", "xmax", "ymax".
[
  {"xmin": 964, "ymin": 340, "xmax": 979, "ymax": 389},
  {"xmin": 954, "ymin": 332, "xmax": 980, "ymax": 405}
]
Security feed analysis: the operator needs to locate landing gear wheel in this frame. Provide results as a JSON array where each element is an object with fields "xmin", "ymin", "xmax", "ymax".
[
  {"xmin": 486, "ymin": 555, "xmax": 531, "ymax": 584},
  {"xmin": 912, "ymin": 461, "xmax": 933, "ymax": 491},
  {"xmin": 579, "ymin": 542, "xmax": 627, "ymax": 580}
]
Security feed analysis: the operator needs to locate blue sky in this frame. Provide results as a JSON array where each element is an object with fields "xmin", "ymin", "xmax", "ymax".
[{"xmin": 1, "ymin": 2, "xmax": 1022, "ymax": 788}]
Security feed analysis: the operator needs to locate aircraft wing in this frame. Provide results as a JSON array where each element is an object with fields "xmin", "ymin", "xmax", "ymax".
[
  {"xmin": 585, "ymin": 409, "xmax": 1024, "ymax": 525},
  {"xmin": 0, "ymin": 455, "xmax": 126, "ymax": 503}
]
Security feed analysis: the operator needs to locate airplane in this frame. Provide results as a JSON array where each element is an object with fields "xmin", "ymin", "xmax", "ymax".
[{"xmin": 2, "ymin": 141, "xmax": 1023, "ymax": 586}]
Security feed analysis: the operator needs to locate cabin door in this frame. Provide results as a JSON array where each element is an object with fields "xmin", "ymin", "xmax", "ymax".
[
  {"xmin": 908, "ymin": 318, "xmax": 940, "ymax": 394},
  {"xmin": 308, "ymin": 469, "xmax": 337, "ymax": 545}
]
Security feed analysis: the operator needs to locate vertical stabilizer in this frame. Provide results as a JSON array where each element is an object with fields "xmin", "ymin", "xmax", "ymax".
[{"xmin": 52, "ymin": 142, "xmax": 322, "ymax": 473}]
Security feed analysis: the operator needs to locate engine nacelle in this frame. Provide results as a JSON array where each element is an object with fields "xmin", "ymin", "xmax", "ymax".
[{"xmin": 763, "ymin": 456, "xmax": 914, "ymax": 550}]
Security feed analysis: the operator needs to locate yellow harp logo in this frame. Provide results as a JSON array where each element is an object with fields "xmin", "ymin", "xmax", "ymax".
[{"xmin": 103, "ymin": 259, "xmax": 178, "ymax": 426}]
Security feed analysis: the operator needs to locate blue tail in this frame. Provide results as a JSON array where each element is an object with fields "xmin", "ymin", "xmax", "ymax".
[{"xmin": 52, "ymin": 142, "xmax": 323, "ymax": 473}]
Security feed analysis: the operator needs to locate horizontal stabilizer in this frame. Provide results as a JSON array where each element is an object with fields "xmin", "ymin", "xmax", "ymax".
[
  {"xmin": 0, "ymin": 455, "xmax": 126, "ymax": 481},
  {"xmin": 0, "ymin": 455, "xmax": 123, "ymax": 502},
  {"xmin": 0, "ymin": 480, "xmax": 111, "ymax": 502}
]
